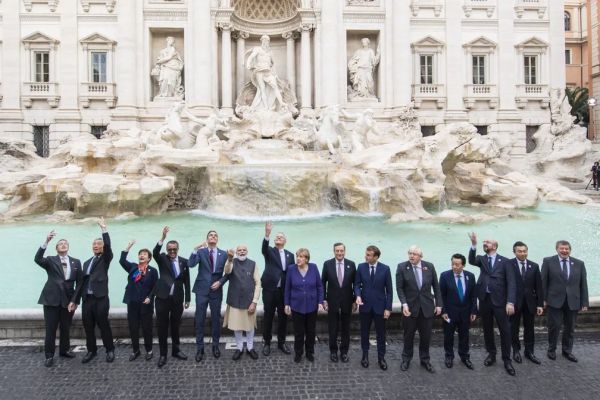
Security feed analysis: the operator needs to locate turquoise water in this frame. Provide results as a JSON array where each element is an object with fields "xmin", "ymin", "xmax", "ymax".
[{"xmin": 1, "ymin": 202, "xmax": 598, "ymax": 309}]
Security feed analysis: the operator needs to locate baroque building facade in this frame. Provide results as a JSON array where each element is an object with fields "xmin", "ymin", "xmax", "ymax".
[{"xmin": 0, "ymin": 0, "xmax": 565, "ymax": 157}]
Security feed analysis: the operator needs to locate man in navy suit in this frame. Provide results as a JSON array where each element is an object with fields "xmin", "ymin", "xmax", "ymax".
[
  {"xmin": 189, "ymin": 230, "xmax": 228, "ymax": 361},
  {"xmin": 541, "ymin": 240, "xmax": 589, "ymax": 362},
  {"xmin": 355, "ymin": 245, "xmax": 393, "ymax": 371},
  {"xmin": 468, "ymin": 232, "xmax": 516, "ymax": 375},
  {"xmin": 440, "ymin": 253, "xmax": 477, "ymax": 370},
  {"xmin": 509, "ymin": 241, "xmax": 544, "ymax": 365},
  {"xmin": 261, "ymin": 221, "xmax": 295, "ymax": 356}
]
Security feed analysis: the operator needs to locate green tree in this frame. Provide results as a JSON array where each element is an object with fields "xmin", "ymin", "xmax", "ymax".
[{"xmin": 565, "ymin": 86, "xmax": 589, "ymax": 125}]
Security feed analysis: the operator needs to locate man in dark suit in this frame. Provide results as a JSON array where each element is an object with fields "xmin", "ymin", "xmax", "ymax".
[
  {"xmin": 34, "ymin": 230, "xmax": 82, "ymax": 367},
  {"xmin": 260, "ymin": 221, "xmax": 294, "ymax": 356},
  {"xmin": 153, "ymin": 226, "xmax": 190, "ymax": 368},
  {"xmin": 541, "ymin": 240, "xmax": 589, "ymax": 362},
  {"xmin": 355, "ymin": 245, "xmax": 393, "ymax": 371},
  {"xmin": 509, "ymin": 241, "xmax": 544, "ymax": 365},
  {"xmin": 322, "ymin": 242, "xmax": 356, "ymax": 363},
  {"xmin": 440, "ymin": 253, "xmax": 477, "ymax": 370},
  {"xmin": 467, "ymin": 232, "xmax": 516, "ymax": 375},
  {"xmin": 75, "ymin": 217, "xmax": 115, "ymax": 364},
  {"xmin": 189, "ymin": 229, "xmax": 228, "ymax": 361},
  {"xmin": 396, "ymin": 245, "xmax": 442, "ymax": 373}
]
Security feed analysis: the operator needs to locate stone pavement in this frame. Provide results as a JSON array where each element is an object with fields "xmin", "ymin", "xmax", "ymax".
[{"xmin": 1, "ymin": 331, "xmax": 599, "ymax": 400}]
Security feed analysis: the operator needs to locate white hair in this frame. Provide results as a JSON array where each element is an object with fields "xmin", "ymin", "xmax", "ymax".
[{"xmin": 408, "ymin": 245, "xmax": 423, "ymax": 257}]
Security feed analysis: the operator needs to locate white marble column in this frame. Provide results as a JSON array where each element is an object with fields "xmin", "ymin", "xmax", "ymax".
[
  {"xmin": 391, "ymin": 0, "xmax": 411, "ymax": 107},
  {"xmin": 549, "ymin": 2, "xmax": 566, "ymax": 89},
  {"xmin": 236, "ymin": 31, "xmax": 249, "ymax": 96},
  {"xmin": 319, "ymin": 0, "xmax": 341, "ymax": 106},
  {"xmin": 220, "ymin": 23, "xmax": 233, "ymax": 113},
  {"xmin": 58, "ymin": 0, "xmax": 78, "ymax": 111},
  {"xmin": 498, "ymin": 0, "xmax": 517, "ymax": 110},
  {"xmin": 187, "ymin": 0, "xmax": 213, "ymax": 109},
  {"xmin": 300, "ymin": 24, "xmax": 313, "ymax": 111},
  {"xmin": 444, "ymin": 0, "xmax": 464, "ymax": 115},
  {"xmin": 114, "ymin": 0, "xmax": 139, "ymax": 112},
  {"xmin": 282, "ymin": 31, "xmax": 296, "ymax": 93}
]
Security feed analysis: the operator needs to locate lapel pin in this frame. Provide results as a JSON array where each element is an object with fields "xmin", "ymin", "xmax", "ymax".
[
  {"xmin": 466, "ymin": 276, "xmax": 469, "ymax": 281},
  {"xmin": 423, "ymin": 267, "xmax": 428, "ymax": 272}
]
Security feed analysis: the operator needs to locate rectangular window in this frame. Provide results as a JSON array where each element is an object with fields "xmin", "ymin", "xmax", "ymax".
[
  {"xmin": 526, "ymin": 125, "xmax": 539, "ymax": 153},
  {"xmin": 91, "ymin": 52, "xmax": 107, "ymax": 83},
  {"xmin": 524, "ymin": 55, "xmax": 537, "ymax": 85},
  {"xmin": 472, "ymin": 55, "xmax": 486, "ymax": 85},
  {"xmin": 33, "ymin": 125, "xmax": 50, "ymax": 157},
  {"xmin": 421, "ymin": 126, "xmax": 436, "ymax": 137},
  {"xmin": 34, "ymin": 52, "xmax": 50, "ymax": 83},
  {"xmin": 90, "ymin": 125, "xmax": 107, "ymax": 139},
  {"xmin": 420, "ymin": 55, "xmax": 433, "ymax": 84},
  {"xmin": 476, "ymin": 125, "xmax": 488, "ymax": 136},
  {"xmin": 565, "ymin": 49, "xmax": 572, "ymax": 65}
]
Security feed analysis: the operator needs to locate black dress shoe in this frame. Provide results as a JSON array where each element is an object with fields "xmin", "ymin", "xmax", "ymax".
[
  {"xmin": 340, "ymin": 353, "xmax": 349, "ymax": 363},
  {"xmin": 278, "ymin": 343, "xmax": 291, "ymax": 355},
  {"xmin": 513, "ymin": 350, "xmax": 522, "ymax": 364},
  {"xmin": 461, "ymin": 358, "xmax": 474, "ymax": 370},
  {"xmin": 306, "ymin": 353, "xmax": 315, "ymax": 362},
  {"xmin": 400, "ymin": 360, "xmax": 410, "ymax": 371},
  {"xmin": 330, "ymin": 352, "xmax": 338, "ymax": 363},
  {"xmin": 106, "ymin": 351, "xmax": 115, "ymax": 363},
  {"xmin": 361, "ymin": 354, "xmax": 369, "ymax": 368},
  {"xmin": 562, "ymin": 352, "xmax": 578, "ymax": 362},
  {"xmin": 173, "ymin": 350, "xmax": 188, "ymax": 360},
  {"xmin": 145, "ymin": 351, "xmax": 153, "ymax": 361},
  {"xmin": 421, "ymin": 361, "xmax": 435, "ymax": 373},
  {"xmin": 129, "ymin": 351, "xmax": 141, "ymax": 361},
  {"xmin": 378, "ymin": 358, "xmax": 388, "ymax": 371},
  {"xmin": 524, "ymin": 352, "xmax": 541, "ymax": 364},
  {"xmin": 232, "ymin": 350, "xmax": 242, "ymax": 361},
  {"xmin": 294, "ymin": 353, "xmax": 302, "ymax": 363},
  {"xmin": 59, "ymin": 351, "xmax": 76, "ymax": 358},
  {"xmin": 504, "ymin": 360, "xmax": 516, "ymax": 376},
  {"xmin": 483, "ymin": 354, "xmax": 496, "ymax": 366},
  {"xmin": 262, "ymin": 343, "xmax": 271, "ymax": 356},
  {"xmin": 81, "ymin": 352, "xmax": 97, "ymax": 364},
  {"xmin": 44, "ymin": 357, "xmax": 54, "ymax": 367},
  {"xmin": 547, "ymin": 350, "xmax": 556, "ymax": 360},
  {"xmin": 195, "ymin": 349, "xmax": 205, "ymax": 362},
  {"xmin": 157, "ymin": 356, "xmax": 167, "ymax": 368},
  {"xmin": 445, "ymin": 357, "xmax": 453, "ymax": 368},
  {"xmin": 212, "ymin": 346, "xmax": 221, "ymax": 359},
  {"xmin": 246, "ymin": 349, "xmax": 259, "ymax": 360}
]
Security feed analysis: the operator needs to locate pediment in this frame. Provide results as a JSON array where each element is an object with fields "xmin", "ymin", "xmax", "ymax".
[
  {"xmin": 22, "ymin": 31, "xmax": 59, "ymax": 45},
  {"xmin": 515, "ymin": 36, "xmax": 549, "ymax": 49},
  {"xmin": 411, "ymin": 36, "xmax": 445, "ymax": 48},
  {"xmin": 80, "ymin": 33, "xmax": 117, "ymax": 45},
  {"xmin": 463, "ymin": 36, "xmax": 497, "ymax": 49}
]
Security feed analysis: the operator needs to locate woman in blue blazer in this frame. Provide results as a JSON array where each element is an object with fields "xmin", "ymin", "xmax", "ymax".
[
  {"xmin": 284, "ymin": 248, "xmax": 324, "ymax": 363},
  {"xmin": 120, "ymin": 240, "xmax": 158, "ymax": 361}
]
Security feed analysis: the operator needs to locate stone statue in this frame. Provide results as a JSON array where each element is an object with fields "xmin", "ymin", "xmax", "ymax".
[
  {"xmin": 155, "ymin": 101, "xmax": 202, "ymax": 148},
  {"xmin": 192, "ymin": 111, "xmax": 230, "ymax": 148},
  {"xmin": 246, "ymin": 35, "xmax": 285, "ymax": 112},
  {"xmin": 347, "ymin": 38, "xmax": 380, "ymax": 101},
  {"xmin": 152, "ymin": 36, "xmax": 184, "ymax": 100},
  {"xmin": 340, "ymin": 108, "xmax": 380, "ymax": 152},
  {"xmin": 550, "ymin": 88, "xmax": 576, "ymax": 135},
  {"xmin": 315, "ymin": 105, "xmax": 344, "ymax": 154}
]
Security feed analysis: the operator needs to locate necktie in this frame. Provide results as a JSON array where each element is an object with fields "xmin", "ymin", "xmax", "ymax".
[
  {"xmin": 370, "ymin": 265, "xmax": 375, "ymax": 283},
  {"xmin": 488, "ymin": 256, "xmax": 493, "ymax": 270},
  {"xmin": 337, "ymin": 262, "xmax": 344, "ymax": 287},
  {"xmin": 61, "ymin": 258, "xmax": 68, "ymax": 279},
  {"xmin": 561, "ymin": 259, "xmax": 569, "ymax": 280},
  {"xmin": 413, "ymin": 266, "xmax": 422, "ymax": 289},
  {"xmin": 456, "ymin": 275, "xmax": 464, "ymax": 302},
  {"xmin": 171, "ymin": 259, "xmax": 179, "ymax": 278},
  {"xmin": 87, "ymin": 256, "xmax": 97, "ymax": 275},
  {"xmin": 520, "ymin": 261, "xmax": 526, "ymax": 280},
  {"xmin": 280, "ymin": 250, "xmax": 286, "ymax": 271},
  {"xmin": 209, "ymin": 249, "xmax": 215, "ymax": 273}
]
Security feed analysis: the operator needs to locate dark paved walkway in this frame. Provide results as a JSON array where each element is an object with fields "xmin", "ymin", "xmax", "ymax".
[{"xmin": 1, "ymin": 331, "xmax": 599, "ymax": 400}]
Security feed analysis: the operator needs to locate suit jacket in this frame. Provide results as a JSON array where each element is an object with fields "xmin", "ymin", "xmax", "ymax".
[
  {"xmin": 468, "ymin": 248, "xmax": 516, "ymax": 307},
  {"xmin": 119, "ymin": 251, "xmax": 158, "ymax": 305},
  {"xmin": 75, "ymin": 231, "xmax": 113, "ymax": 302},
  {"xmin": 322, "ymin": 258, "xmax": 356, "ymax": 313},
  {"xmin": 260, "ymin": 238, "xmax": 295, "ymax": 290},
  {"xmin": 354, "ymin": 262, "xmax": 393, "ymax": 315},
  {"xmin": 153, "ymin": 242, "xmax": 191, "ymax": 304},
  {"xmin": 440, "ymin": 270, "xmax": 477, "ymax": 321},
  {"xmin": 510, "ymin": 257, "xmax": 543, "ymax": 313},
  {"xmin": 541, "ymin": 255, "xmax": 589, "ymax": 311},
  {"xmin": 189, "ymin": 246, "xmax": 228, "ymax": 298},
  {"xmin": 34, "ymin": 247, "xmax": 82, "ymax": 307},
  {"xmin": 396, "ymin": 260, "xmax": 443, "ymax": 318}
]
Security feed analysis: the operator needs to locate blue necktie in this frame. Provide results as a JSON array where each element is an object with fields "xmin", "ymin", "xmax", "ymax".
[
  {"xmin": 456, "ymin": 275, "xmax": 464, "ymax": 302},
  {"xmin": 171, "ymin": 259, "xmax": 178, "ymax": 278},
  {"xmin": 370, "ymin": 266, "xmax": 375, "ymax": 283},
  {"xmin": 561, "ymin": 259, "xmax": 569, "ymax": 280},
  {"xmin": 488, "ymin": 256, "xmax": 493, "ymax": 270}
]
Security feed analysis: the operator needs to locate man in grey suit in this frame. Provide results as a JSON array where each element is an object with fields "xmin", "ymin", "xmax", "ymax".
[
  {"xmin": 541, "ymin": 240, "xmax": 589, "ymax": 362},
  {"xmin": 396, "ymin": 245, "xmax": 442, "ymax": 373}
]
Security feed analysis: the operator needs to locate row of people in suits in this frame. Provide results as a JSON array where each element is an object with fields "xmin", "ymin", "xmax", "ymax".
[{"xmin": 34, "ymin": 220, "xmax": 589, "ymax": 375}]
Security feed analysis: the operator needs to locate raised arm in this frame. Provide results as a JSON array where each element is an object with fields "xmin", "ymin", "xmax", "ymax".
[
  {"xmin": 119, "ymin": 240, "xmax": 137, "ymax": 273},
  {"xmin": 262, "ymin": 221, "xmax": 272, "ymax": 257},
  {"xmin": 467, "ymin": 232, "xmax": 478, "ymax": 267},
  {"xmin": 34, "ymin": 230, "xmax": 56, "ymax": 269}
]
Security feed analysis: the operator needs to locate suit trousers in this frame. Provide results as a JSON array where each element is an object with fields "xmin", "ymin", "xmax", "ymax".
[
  {"xmin": 547, "ymin": 300, "xmax": 578, "ymax": 354},
  {"xmin": 43, "ymin": 305, "xmax": 74, "ymax": 358},
  {"xmin": 359, "ymin": 310, "xmax": 386, "ymax": 360},
  {"xmin": 82, "ymin": 295, "xmax": 114, "ymax": 353},
  {"xmin": 194, "ymin": 293, "xmax": 222, "ymax": 350},
  {"xmin": 327, "ymin": 308, "xmax": 351, "ymax": 355},
  {"xmin": 443, "ymin": 315, "xmax": 471, "ymax": 360},
  {"xmin": 155, "ymin": 296, "xmax": 183, "ymax": 357},
  {"xmin": 402, "ymin": 311, "xmax": 433, "ymax": 362},
  {"xmin": 510, "ymin": 303, "xmax": 536, "ymax": 354},
  {"xmin": 292, "ymin": 310, "xmax": 317, "ymax": 356},
  {"xmin": 262, "ymin": 288, "xmax": 287, "ymax": 345},
  {"xmin": 479, "ymin": 293, "xmax": 511, "ymax": 361},
  {"xmin": 126, "ymin": 302, "xmax": 154, "ymax": 353}
]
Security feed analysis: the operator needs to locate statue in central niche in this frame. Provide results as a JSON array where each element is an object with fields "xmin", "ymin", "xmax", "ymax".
[{"xmin": 246, "ymin": 35, "xmax": 285, "ymax": 112}]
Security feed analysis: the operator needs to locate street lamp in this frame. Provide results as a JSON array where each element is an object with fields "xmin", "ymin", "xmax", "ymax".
[{"xmin": 588, "ymin": 97, "xmax": 597, "ymax": 140}]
